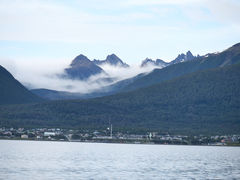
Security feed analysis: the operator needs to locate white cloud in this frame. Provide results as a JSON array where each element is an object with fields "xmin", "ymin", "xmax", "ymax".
[
  {"xmin": 0, "ymin": 58, "xmax": 17, "ymax": 75},
  {"xmin": 0, "ymin": 0, "xmax": 154, "ymax": 43},
  {"xmin": 100, "ymin": 63, "xmax": 157, "ymax": 80},
  {"xmin": 206, "ymin": 0, "xmax": 240, "ymax": 25},
  {"xmin": 3, "ymin": 0, "xmax": 237, "ymax": 45},
  {"xmin": 0, "ymin": 56, "xmax": 160, "ymax": 93},
  {"xmin": 0, "ymin": 0, "xmax": 239, "ymax": 64}
]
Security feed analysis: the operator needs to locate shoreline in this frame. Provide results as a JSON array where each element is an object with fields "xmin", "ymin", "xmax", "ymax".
[{"xmin": 1, "ymin": 138, "xmax": 239, "ymax": 147}]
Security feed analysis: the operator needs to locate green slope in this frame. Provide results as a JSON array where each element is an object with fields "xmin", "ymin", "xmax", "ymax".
[
  {"xmin": 121, "ymin": 43, "xmax": 240, "ymax": 92},
  {"xmin": 0, "ymin": 64, "xmax": 239, "ymax": 135},
  {"xmin": 0, "ymin": 65, "xmax": 43, "ymax": 105}
]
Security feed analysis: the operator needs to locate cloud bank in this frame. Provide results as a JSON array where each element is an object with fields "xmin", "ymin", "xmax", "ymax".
[{"xmin": 0, "ymin": 57, "xmax": 159, "ymax": 93}]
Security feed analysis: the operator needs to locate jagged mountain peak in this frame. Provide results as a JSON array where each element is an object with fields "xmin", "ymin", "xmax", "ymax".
[
  {"xmin": 64, "ymin": 54, "xmax": 104, "ymax": 80},
  {"xmin": 186, "ymin": 51, "xmax": 194, "ymax": 60},
  {"xmin": 141, "ymin": 51, "xmax": 196, "ymax": 68},
  {"xmin": 141, "ymin": 58, "xmax": 156, "ymax": 67},
  {"xmin": 106, "ymin": 54, "xmax": 124, "ymax": 65},
  {"xmin": 70, "ymin": 54, "xmax": 91, "ymax": 67},
  {"xmin": 141, "ymin": 58, "xmax": 168, "ymax": 68},
  {"xmin": 186, "ymin": 50, "xmax": 193, "ymax": 55},
  {"xmin": 106, "ymin": 53, "xmax": 119, "ymax": 59},
  {"xmin": 93, "ymin": 54, "xmax": 129, "ymax": 67},
  {"xmin": 171, "ymin": 51, "xmax": 196, "ymax": 64}
]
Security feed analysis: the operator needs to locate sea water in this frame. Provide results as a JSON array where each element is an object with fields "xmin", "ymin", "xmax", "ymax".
[{"xmin": 0, "ymin": 140, "xmax": 239, "ymax": 179}]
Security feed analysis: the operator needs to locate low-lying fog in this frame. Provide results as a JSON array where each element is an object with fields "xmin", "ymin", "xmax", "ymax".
[{"xmin": 0, "ymin": 57, "xmax": 162, "ymax": 93}]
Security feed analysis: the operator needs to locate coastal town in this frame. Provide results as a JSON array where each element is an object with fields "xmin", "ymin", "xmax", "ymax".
[{"xmin": 0, "ymin": 127, "xmax": 239, "ymax": 146}]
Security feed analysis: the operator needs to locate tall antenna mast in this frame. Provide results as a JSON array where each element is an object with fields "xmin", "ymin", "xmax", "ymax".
[
  {"xmin": 110, "ymin": 124, "xmax": 112, "ymax": 139},
  {"xmin": 108, "ymin": 117, "xmax": 112, "ymax": 138}
]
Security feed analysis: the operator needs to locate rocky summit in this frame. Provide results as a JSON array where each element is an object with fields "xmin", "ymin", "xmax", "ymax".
[
  {"xmin": 64, "ymin": 54, "xmax": 104, "ymax": 80},
  {"xmin": 93, "ymin": 54, "xmax": 129, "ymax": 67}
]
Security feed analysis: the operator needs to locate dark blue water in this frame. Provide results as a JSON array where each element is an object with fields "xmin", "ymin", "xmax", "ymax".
[{"xmin": 0, "ymin": 140, "xmax": 239, "ymax": 179}]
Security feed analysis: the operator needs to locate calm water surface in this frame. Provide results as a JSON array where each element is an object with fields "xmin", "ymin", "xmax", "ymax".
[{"xmin": 0, "ymin": 140, "xmax": 240, "ymax": 179}]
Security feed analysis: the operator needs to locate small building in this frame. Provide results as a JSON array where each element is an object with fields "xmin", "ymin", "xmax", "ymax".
[
  {"xmin": 21, "ymin": 134, "xmax": 28, "ymax": 139},
  {"xmin": 44, "ymin": 132, "xmax": 56, "ymax": 137}
]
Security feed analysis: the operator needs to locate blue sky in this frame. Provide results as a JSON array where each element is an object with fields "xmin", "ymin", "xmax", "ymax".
[{"xmin": 0, "ymin": 0, "xmax": 240, "ymax": 65}]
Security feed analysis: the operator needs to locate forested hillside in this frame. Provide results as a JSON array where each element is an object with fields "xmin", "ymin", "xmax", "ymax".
[{"xmin": 0, "ymin": 64, "xmax": 239, "ymax": 135}]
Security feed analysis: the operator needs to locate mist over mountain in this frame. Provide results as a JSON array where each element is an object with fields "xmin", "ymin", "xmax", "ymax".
[
  {"xmin": 27, "ymin": 54, "xmax": 155, "ymax": 98},
  {"xmin": 28, "ymin": 43, "xmax": 240, "ymax": 100},
  {"xmin": 31, "ymin": 65, "xmax": 153, "ymax": 100},
  {"xmin": 64, "ymin": 53, "xmax": 130, "ymax": 81},
  {"xmin": 0, "ymin": 50, "xmax": 199, "ymax": 97},
  {"xmin": 2, "ymin": 43, "xmax": 240, "ymax": 102}
]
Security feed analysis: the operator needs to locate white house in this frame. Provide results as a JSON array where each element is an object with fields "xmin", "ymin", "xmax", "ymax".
[{"xmin": 44, "ymin": 132, "xmax": 56, "ymax": 137}]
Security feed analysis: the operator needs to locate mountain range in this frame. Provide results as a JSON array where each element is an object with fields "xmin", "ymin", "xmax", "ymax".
[
  {"xmin": 0, "ymin": 43, "xmax": 240, "ymax": 135},
  {"xmin": 120, "ymin": 43, "xmax": 240, "ymax": 92},
  {"xmin": 140, "ymin": 51, "xmax": 196, "ymax": 68},
  {"xmin": 50, "ymin": 43, "xmax": 240, "ymax": 99},
  {"xmin": 64, "ymin": 51, "xmax": 196, "ymax": 81},
  {"xmin": 32, "ymin": 50, "xmax": 198, "ymax": 100}
]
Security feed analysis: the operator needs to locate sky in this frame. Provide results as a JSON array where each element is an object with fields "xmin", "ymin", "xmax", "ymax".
[{"xmin": 0, "ymin": 0, "xmax": 240, "ymax": 92}]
